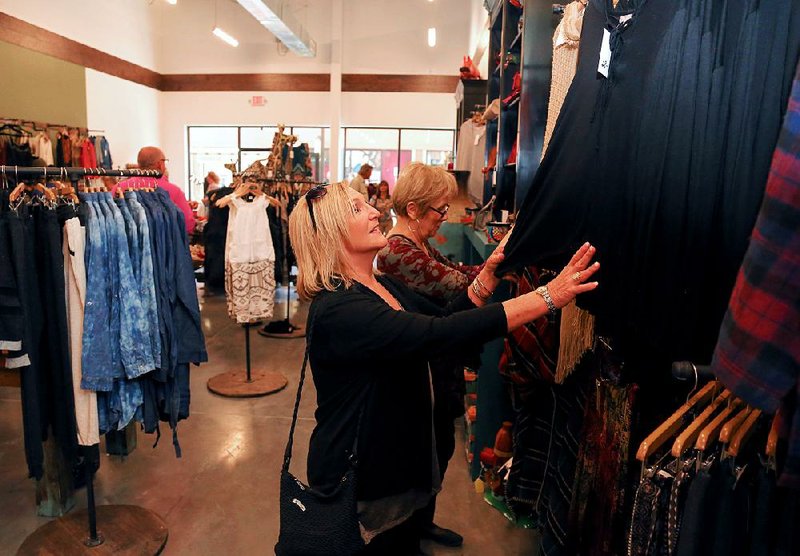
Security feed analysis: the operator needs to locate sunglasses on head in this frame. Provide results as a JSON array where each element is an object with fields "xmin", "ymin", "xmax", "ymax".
[{"xmin": 306, "ymin": 184, "xmax": 329, "ymax": 232}]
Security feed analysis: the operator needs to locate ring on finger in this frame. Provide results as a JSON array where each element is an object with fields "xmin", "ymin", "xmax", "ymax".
[{"xmin": 572, "ymin": 271, "xmax": 581, "ymax": 282}]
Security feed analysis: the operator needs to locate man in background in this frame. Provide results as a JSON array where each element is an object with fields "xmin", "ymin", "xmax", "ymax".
[
  {"xmin": 113, "ymin": 146, "xmax": 195, "ymax": 236},
  {"xmin": 349, "ymin": 163, "xmax": 372, "ymax": 197}
]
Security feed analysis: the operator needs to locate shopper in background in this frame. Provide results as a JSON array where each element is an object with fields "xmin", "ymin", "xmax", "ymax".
[
  {"xmin": 112, "ymin": 146, "xmax": 195, "ymax": 236},
  {"xmin": 203, "ymin": 171, "xmax": 220, "ymax": 196},
  {"xmin": 197, "ymin": 171, "xmax": 221, "ymax": 219},
  {"xmin": 349, "ymin": 163, "xmax": 372, "ymax": 197},
  {"xmin": 377, "ymin": 162, "xmax": 485, "ymax": 547},
  {"xmin": 287, "ymin": 181, "xmax": 599, "ymax": 554},
  {"xmin": 370, "ymin": 180, "xmax": 394, "ymax": 235}
]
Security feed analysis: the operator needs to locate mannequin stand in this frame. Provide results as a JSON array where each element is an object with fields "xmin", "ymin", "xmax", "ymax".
[{"xmin": 207, "ymin": 324, "xmax": 288, "ymax": 397}]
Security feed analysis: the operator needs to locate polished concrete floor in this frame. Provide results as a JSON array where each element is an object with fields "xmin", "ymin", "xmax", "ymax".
[{"xmin": 0, "ymin": 286, "xmax": 538, "ymax": 555}]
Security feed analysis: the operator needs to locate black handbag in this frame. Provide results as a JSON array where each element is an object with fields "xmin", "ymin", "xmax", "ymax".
[{"xmin": 274, "ymin": 326, "xmax": 365, "ymax": 556}]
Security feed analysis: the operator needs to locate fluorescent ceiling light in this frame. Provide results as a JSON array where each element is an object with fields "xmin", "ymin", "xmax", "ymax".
[
  {"xmin": 428, "ymin": 28, "xmax": 437, "ymax": 47},
  {"xmin": 213, "ymin": 27, "xmax": 239, "ymax": 47},
  {"xmin": 235, "ymin": 0, "xmax": 316, "ymax": 57}
]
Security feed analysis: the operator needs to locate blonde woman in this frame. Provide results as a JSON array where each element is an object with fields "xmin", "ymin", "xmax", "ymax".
[{"xmin": 287, "ymin": 181, "xmax": 599, "ymax": 555}]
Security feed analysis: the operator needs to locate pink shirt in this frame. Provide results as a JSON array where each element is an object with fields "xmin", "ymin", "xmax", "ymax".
[{"xmin": 111, "ymin": 176, "xmax": 195, "ymax": 235}]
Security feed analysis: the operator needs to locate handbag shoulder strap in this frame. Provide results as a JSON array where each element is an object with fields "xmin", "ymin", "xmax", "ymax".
[{"xmin": 282, "ymin": 317, "xmax": 313, "ymax": 473}]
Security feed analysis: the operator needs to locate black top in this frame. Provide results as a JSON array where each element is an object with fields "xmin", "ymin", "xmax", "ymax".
[{"xmin": 306, "ymin": 275, "xmax": 507, "ymax": 501}]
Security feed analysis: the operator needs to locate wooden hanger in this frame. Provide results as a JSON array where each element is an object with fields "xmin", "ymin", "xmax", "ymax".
[
  {"xmin": 31, "ymin": 181, "xmax": 57, "ymax": 203},
  {"xmin": 727, "ymin": 409, "xmax": 762, "ymax": 458},
  {"xmin": 636, "ymin": 380, "xmax": 718, "ymax": 462},
  {"xmin": 695, "ymin": 397, "xmax": 744, "ymax": 452},
  {"xmin": 672, "ymin": 389, "xmax": 732, "ymax": 457},
  {"xmin": 766, "ymin": 409, "xmax": 781, "ymax": 459},
  {"xmin": 720, "ymin": 406, "xmax": 753, "ymax": 444}
]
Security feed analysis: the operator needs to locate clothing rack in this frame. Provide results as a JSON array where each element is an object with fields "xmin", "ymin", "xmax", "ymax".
[
  {"xmin": 205, "ymin": 182, "xmax": 292, "ymax": 398},
  {"xmin": 4, "ymin": 164, "xmax": 169, "ymax": 555},
  {"xmin": 0, "ymin": 166, "xmax": 158, "ymax": 180}
]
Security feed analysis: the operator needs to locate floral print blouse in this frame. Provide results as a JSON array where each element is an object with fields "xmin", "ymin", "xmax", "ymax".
[{"xmin": 377, "ymin": 234, "xmax": 483, "ymax": 302}]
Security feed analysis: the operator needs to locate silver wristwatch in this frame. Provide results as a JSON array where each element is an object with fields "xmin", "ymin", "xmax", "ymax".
[{"xmin": 534, "ymin": 285, "xmax": 557, "ymax": 315}]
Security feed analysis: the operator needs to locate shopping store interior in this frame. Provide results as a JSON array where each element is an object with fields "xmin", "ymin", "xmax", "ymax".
[{"xmin": 1, "ymin": 0, "xmax": 799, "ymax": 555}]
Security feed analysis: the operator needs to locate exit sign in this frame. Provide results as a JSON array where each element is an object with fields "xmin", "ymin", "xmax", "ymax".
[{"xmin": 250, "ymin": 95, "xmax": 267, "ymax": 107}]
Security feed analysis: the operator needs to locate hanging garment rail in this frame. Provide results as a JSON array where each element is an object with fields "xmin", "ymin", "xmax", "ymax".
[{"xmin": 0, "ymin": 166, "xmax": 161, "ymax": 179}]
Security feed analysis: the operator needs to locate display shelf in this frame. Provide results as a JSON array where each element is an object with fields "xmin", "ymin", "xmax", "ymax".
[{"xmin": 463, "ymin": 226, "xmax": 498, "ymax": 265}]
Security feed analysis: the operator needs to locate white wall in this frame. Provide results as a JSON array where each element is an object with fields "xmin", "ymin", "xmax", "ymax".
[
  {"xmin": 85, "ymin": 70, "xmax": 161, "ymax": 169},
  {"xmin": 0, "ymin": 0, "xmax": 159, "ymax": 70},
  {"xmin": 342, "ymin": 0, "xmax": 473, "ymax": 75},
  {"xmin": 342, "ymin": 92, "xmax": 455, "ymax": 129}
]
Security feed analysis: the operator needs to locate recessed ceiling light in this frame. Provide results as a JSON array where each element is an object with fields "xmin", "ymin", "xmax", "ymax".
[
  {"xmin": 428, "ymin": 28, "xmax": 437, "ymax": 48},
  {"xmin": 213, "ymin": 27, "xmax": 239, "ymax": 47},
  {"xmin": 166, "ymin": 0, "xmax": 177, "ymax": 4}
]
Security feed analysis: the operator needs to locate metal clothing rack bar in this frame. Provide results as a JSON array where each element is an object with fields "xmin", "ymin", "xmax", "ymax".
[{"xmin": 0, "ymin": 166, "xmax": 161, "ymax": 179}]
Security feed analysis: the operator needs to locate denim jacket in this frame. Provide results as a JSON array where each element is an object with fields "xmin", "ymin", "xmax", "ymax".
[
  {"xmin": 79, "ymin": 197, "xmax": 114, "ymax": 391},
  {"xmin": 125, "ymin": 192, "xmax": 162, "ymax": 370},
  {"xmin": 100, "ymin": 193, "xmax": 153, "ymax": 378}
]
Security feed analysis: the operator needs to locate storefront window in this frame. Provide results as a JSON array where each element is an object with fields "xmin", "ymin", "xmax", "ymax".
[
  {"xmin": 400, "ymin": 129, "xmax": 454, "ymax": 167},
  {"xmin": 187, "ymin": 125, "xmax": 329, "ymax": 200},
  {"xmin": 187, "ymin": 126, "xmax": 238, "ymax": 201},
  {"xmin": 344, "ymin": 128, "xmax": 401, "ymax": 187},
  {"xmin": 240, "ymin": 126, "xmax": 279, "ymax": 149},
  {"xmin": 343, "ymin": 128, "xmax": 455, "ymax": 190}
]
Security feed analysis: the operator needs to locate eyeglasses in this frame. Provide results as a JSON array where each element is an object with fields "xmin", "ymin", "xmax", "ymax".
[
  {"xmin": 306, "ymin": 184, "xmax": 329, "ymax": 232},
  {"xmin": 429, "ymin": 204, "xmax": 450, "ymax": 219}
]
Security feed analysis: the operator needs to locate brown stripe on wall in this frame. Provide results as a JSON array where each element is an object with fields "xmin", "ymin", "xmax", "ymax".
[
  {"xmin": 0, "ymin": 13, "xmax": 162, "ymax": 89},
  {"xmin": 160, "ymin": 73, "xmax": 330, "ymax": 92},
  {"xmin": 342, "ymin": 74, "xmax": 460, "ymax": 93}
]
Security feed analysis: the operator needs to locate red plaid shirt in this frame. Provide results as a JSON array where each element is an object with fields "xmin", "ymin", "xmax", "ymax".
[{"xmin": 711, "ymin": 61, "xmax": 800, "ymax": 488}]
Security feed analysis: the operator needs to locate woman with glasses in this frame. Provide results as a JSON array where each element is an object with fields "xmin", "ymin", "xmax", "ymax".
[
  {"xmin": 287, "ymin": 180, "xmax": 598, "ymax": 554},
  {"xmin": 378, "ymin": 163, "xmax": 481, "ymax": 301},
  {"xmin": 376, "ymin": 162, "xmax": 495, "ymax": 547}
]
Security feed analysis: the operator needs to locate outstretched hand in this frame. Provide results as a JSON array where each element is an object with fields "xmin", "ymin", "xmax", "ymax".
[
  {"xmin": 547, "ymin": 242, "xmax": 600, "ymax": 308},
  {"xmin": 484, "ymin": 227, "xmax": 512, "ymax": 276}
]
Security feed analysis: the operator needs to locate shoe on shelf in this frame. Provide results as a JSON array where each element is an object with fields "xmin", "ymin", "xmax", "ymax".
[{"xmin": 420, "ymin": 524, "xmax": 463, "ymax": 547}]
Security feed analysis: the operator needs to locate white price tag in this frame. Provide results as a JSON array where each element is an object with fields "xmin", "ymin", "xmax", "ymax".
[{"xmin": 598, "ymin": 28, "xmax": 611, "ymax": 78}]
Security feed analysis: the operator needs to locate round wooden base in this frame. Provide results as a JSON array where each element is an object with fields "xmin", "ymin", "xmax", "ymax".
[
  {"xmin": 17, "ymin": 504, "xmax": 168, "ymax": 555},
  {"xmin": 207, "ymin": 370, "xmax": 288, "ymax": 398}
]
